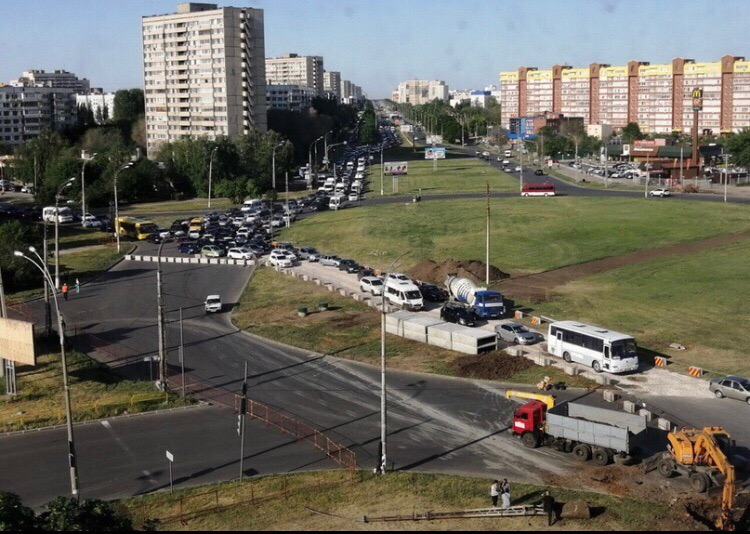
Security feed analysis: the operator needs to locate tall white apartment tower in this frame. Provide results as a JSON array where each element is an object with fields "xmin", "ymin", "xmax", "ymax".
[{"xmin": 142, "ymin": 2, "xmax": 267, "ymax": 157}]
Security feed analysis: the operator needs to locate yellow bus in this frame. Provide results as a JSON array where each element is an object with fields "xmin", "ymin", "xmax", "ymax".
[{"xmin": 115, "ymin": 216, "xmax": 158, "ymax": 240}]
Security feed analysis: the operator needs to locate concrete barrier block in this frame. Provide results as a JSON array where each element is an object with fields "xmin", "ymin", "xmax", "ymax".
[
  {"xmin": 505, "ymin": 347, "xmax": 523, "ymax": 357},
  {"xmin": 638, "ymin": 408, "xmax": 654, "ymax": 422},
  {"xmin": 325, "ymin": 283, "xmax": 334, "ymax": 292},
  {"xmin": 622, "ymin": 400, "xmax": 636, "ymax": 414},
  {"xmin": 564, "ymin": 364, "xmax": 579, "ymax": 376},
  {"xmin": 314, "ymin": 278, "xmax": 322, "ymax": 286},
  {"xmin": 352, "ymin": 293, "xmax": 361, "ymax": 302},
  {"xmin": 593, "ymin": 374, "xmax": 610, "ymax": 386},
  {"xmin": 657, "ymin": 417, "xmax": 672, "ymax": 431},
  {"xmin": 133, "ymin": 255, "xmax": 141, "ymax": 261},
  {"xmin": 125, "ymin": 254, "xmax": 132, "ymax": 261},
  {"xmin": 534, "ymin": 354, "xmax": 550, "ymax": 366},
  {"xmin": 603, "ymin": 390, "xmax": 619, "ymax": 403},
  {"xmin": 338, "ymin": 288, "xmax": 348, "ymax": 296}
]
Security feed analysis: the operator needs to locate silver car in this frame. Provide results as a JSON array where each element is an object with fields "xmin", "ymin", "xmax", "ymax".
[
  {"xmin": 495, "ymin": 322, "xmax": 540, "ymax": 345},
  {"xmin": 709, "ymin": 375, "xmax": 750, "ymax": 405}
]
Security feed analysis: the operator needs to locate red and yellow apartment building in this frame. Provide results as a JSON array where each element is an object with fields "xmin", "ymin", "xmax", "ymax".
[{"xmin": 499, "ymin": 55, "xmax": 750, "ymax": 135}]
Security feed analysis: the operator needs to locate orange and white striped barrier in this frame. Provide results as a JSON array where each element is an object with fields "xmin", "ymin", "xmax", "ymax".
[
  {"xmin": 653, "ymin": 356, "xmax": 667, "ymax": 367},
  {"xmin": 514, "ymin": 310, "xmax": 524, "ymax": 319},
  {"xmin": 530, "ymin": 316, "xmax": 541, "ymax": 325},
  {"xmin": 688, "ymin": 366, "xmax": 703, "ymax": 377}
]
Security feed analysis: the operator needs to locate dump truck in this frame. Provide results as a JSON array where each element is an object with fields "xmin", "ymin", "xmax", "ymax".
[
  {"xmin": 444, "ymin": 275, "xmax": 505, "ymax": 319},
  {"xmin": 510, "ymin": 399, "xmax": 648, "ymax": 465}
]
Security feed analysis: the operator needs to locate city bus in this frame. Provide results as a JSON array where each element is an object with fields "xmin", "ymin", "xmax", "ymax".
[
  {"xmin": 547, "ymin": 321, "xmax": 639, "ymax": 374},
  {"xmin": 521, "ymin": 182, "xmax": 556, "ymax": 197},
  {"xmin": 115, "ymin": 216, "xmax": 158, "ymax": 240}
]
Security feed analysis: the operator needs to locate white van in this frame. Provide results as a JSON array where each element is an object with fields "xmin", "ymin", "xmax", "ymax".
[
  {"xmin": 384, "ymin": 280, "xmax": 424, "ymax": 311},
  {"xmin": 329, "ymin": 194, "xmax": 348, "ymax": 211},
  {"xmin": 504, "ymin": 149, "xmax": 512, "ymax": 158},
  {"xmin": 241, "ymin": 199, "xmax": 263, "ymax": 212},
  {"xmin": 42, "ymin": 206, "xmax": 73, "ymax": 224}
]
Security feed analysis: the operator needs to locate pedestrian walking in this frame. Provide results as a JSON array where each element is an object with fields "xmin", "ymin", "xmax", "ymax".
[
  {"xmin": 61, "ymin": 282, "xmax": 69, "ymax": 301},
  {"xmin": 542, "ymin": 491, "xmax": 556, "ymax": 526},
  {"xmin": 75, "ymin": 278, "xmax": 80, "ymax": 294},
  {"xmin": 490, "ymin": 480, "xmax": 499, "ymax": 507}
]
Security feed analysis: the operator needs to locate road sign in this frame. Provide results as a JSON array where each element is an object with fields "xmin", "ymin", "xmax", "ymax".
[
  {"xmin": 0, "ymin": 318, "xmax": 36, "ymax": 366},
  {"xmin": 166, "ymin": 450, "xmax": 174, "ymax": 462},
  {"xmin": 692, "ymin": 87, "xmax": 703, "ymax": 111}
]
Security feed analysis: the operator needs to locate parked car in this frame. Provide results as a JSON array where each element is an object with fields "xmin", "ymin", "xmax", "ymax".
[
  {"xmin": 298, "ymin": 246, "xmax": 321, "ymax": 262},
  {"xmin": 514, "ymin": 165, "xmax": 522, "ymax": 172},
  {"xmin": 338, "ymin": 259, "xmax": 360, "ymax": 274},
  {"xmin": 268, "ymin": 250, "xmax": 293, "ymax": 268},
  {"xmin": 227, "ymin": 247, "xmax": 256, "ymax": 260},
  {"xmin": 439, "ymin": 302, "xmax": 476, "ymax": 327},
  {"xmin": 178, "ymin": 241, "xmax": 200, "ymax": 254},
  {"xmin": 494, "ymin": 322, "xmax": 540, "ymax": 345},
  {"xmin": 201, "ymin": 245, "xmax": 225, "ymax": 258},
  {"xmin": 359, "ymin": 276, "xmax": 384, "ymax": 295},
  {"xmin": 709, "ymin": 375, "xmax": 750, "ymax": 404},
  {"xmin": 348, "ymin": 192, "xmax": 360, "ymax": 202},
  {"xmin": 357, "ymin": 268, "xmax": 375, "ymax": 280},
  {"xmin": 81, "ymin": 213, "xmax": 102, "ymax": 228},
  {"xmin": 320, "ymin": 254, "xmax": 342, "ymax": 267},
  {"xmin": 418, "ymin": 283, "xmax": 448, "ymax": 302},
  {"xmin": 147, "ymin": 232, "xmax": 166, "ymax": 244},
  {"xmin": 649, "ymin": 188, "xmax": 671, "ymax": 197},
  {"xmin": 534, "ymin": 169, "xmax": 545, "ymax": 176},
  {"xmin": 204, "ymin": 295, "xmax": 222, "ymax": 313}
]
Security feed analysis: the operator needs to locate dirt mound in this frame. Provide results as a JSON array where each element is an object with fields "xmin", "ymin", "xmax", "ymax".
[
  {"xmin": 452, "ymin": 353, "xmax": 534, "ymax": 380},
  {"xmin": 408, "ymin": 259, "xmax": 509, "ymax": 286}
]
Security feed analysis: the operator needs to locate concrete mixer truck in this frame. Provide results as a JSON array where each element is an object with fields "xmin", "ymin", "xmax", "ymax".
[{"xmin": 444, "ymin": 275, "xmax": 505, "ymax": 319}]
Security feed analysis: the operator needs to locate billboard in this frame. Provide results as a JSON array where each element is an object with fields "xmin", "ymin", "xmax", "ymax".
[
  {"xmin": 384, "ymin": 162, "xmax": 408, "ymax": 175},
  {"xmin": 0, "ymin": 317, "xmax": 36, "ymax": 366},
  {"xmin": 425, "ymin": 147, "xmax": 446, "ymax": 160}
]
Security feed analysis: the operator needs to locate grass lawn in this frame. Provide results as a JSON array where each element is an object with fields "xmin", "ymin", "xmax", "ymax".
[
  {"xmin": 124, "ymin": 470, "xmax": 681, "ymax": 531},
  {"xmin": 0, "ymin": 345, "xmax": 189, "ymax": 431},
  {"xmin": 279, "ymin": 197, "xmax": 750, "ymax": 276},
  {"xmin": 371, "ymin": 151, "xmax": 518, "ymax": 196},
  {"xmin": 537, "ymin": 240, "xmax": 750, "ymax": 377}
]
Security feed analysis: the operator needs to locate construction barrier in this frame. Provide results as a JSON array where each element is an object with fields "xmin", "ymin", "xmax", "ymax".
[
  {"xmin": 530, "ymin": 316, "xmax": 541, "ymax": 325},
  {"xmin": 653, "ymin": 356, "xmax": 667, "ymax": 367},
  {"xmin": 688, "ymin": 366, "xmax": 704, "ymax": 377},
  {"xmin": 514, "ymin": 310, "xmax": 524, "ymax": 319}
]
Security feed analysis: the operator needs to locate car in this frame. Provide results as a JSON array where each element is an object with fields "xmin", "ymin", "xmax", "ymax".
[
  {"xmin": 494, "ymin": 322, "xmax": 540, "ymax": 345},
  {"xmin": 227, "ymin": 247, "xmax": 255, "ymax": 260},
  {"xmin": 534, "ymin": 169, "xmax": 545, "ymax": 176},
  {"xmin": 440, "ymin": 303, "xmax": 476, "ymax": 326},
  {"xmin": 360, "ymin": 276, "xmax": 384, "ymax": 295},
  {"xmin": 338, "ymin": 259, "xmax": 360, "ymax": 273},
  {"xmin": 268, "ymin": 250, "xmax": 293, "ymax": 267},
  {"xmin": 348, "ymin": 192, "xmax": 360, "ymax": 202},
  {"xmin": 147, "ymin": 232, "xmax": 166, "ymax": 244},
  {"xmin": 514, "ymin": 165, "xmax": 522, "ymax": 172},
  {"xmin": 204, "ymin": 294, "xmax": 222, "ymax": 313},
  {"xmin": 386, "ymin": 273, "xmax": 412, "ymax": 285},
  {"xmin": 178, "ymin": 241, "xmax": 200, "ymax": 254},
  {"xmin": 81, "ymin": 213, "xmax": 102, "ymax": 228},
  {"xmin": 709, "ymin": 375, "xmax": 750, "ymax": 404},
  {"xmin": 649, "ymin": 188, "xmax": 671, "ymax": 197},
  {"xmin": 320, "ymin": 254, "xmax": 342, "ymax": 267},
  {"xmin": 298, "ymin": 246, "xmax": 321, "ymax": 262},
  {"xmin": 418, "ymin": 283, "xmax": 448, "ymax": 302},
  {"xmin": 201, "ymin": 245, "xmax": 225, "ymax": 258},
  {"xmin": 501, "ymin": 159, "xmax": 510, "ymax": 165},
  {"xmin": 357, "ymin": 268, "xmax": 375, "ymax": 280}
]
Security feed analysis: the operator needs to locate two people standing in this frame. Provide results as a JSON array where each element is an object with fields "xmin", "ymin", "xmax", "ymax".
[
  {"xmin": 490, "ymin": 478, "xmax": 511, "ymax": 508},
  {"xmin": 60, "ymin": 278, "xmax": 80, "ymax": 301}
]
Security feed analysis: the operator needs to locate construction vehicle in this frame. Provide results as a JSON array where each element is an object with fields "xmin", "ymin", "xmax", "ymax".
[
  {"xmin": 444, "ymin": 275, "xmax": 505, "ymax": 319},
  {"xmin": 536, "ymin": 376, "xmax": 566, "ymax": 391},
  {"xmin": 505, "ymin": 390, "xmax": 555, "ymax": 410},
  {"xmin": 508, "ymin": 399, "xmax": 647, "ymax": 465},
  {"xmin": 648, "ymin": 427, "xmax": 736, "ymax": 530}
]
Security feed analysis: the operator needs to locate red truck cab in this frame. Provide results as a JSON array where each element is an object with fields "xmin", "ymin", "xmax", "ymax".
[{"xmin": 512, "ymin": 400, "xmax": 547, "ymax": 436}]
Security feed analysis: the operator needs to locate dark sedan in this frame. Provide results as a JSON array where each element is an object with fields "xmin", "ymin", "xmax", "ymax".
[
  {"xmin": 178, "ymin": 241, "xmax": 200, "ymax": 254},
  {"xmin": 440, "ymin": 303, "xmax": 476, "ymax": 326},
  {"xmin": 338, "ymin": 259, "xmax": 360, "ymax": 274},
  {"xmin": 418, "ymin": 283, "xmax": 448, "ymax": 302}
]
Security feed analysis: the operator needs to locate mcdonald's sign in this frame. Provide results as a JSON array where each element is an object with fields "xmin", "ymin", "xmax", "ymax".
[{"xmin": 692, "ymin": 87, "xmax": 703, "ymax": 111}]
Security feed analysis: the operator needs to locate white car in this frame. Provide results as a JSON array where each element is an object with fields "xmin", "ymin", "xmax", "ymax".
[
  {"xmin": 227, "ymin": 247, "xmax": 256, "ymax": 260},
  {"xmin": 360, "ymin": 276, "xmax": 384, "ymax": 296},
  {"xmin": 81, "ymin": 214, "xmax": 102, "ymax": 228},
  {"xmin": 268, "ymin": 250, "xmax": 293, "ymax": 267},
  {"xmin": 298, "ymin": 246, "xmax": 321, "ymax": 262},
  {"xmin": 649, "ymin": 188, "xmax": 671, "ymax": 197},
  {"xmin": 205, "ymin": 295, "xmax": 222, "ymax": 313},
  {"xmin": 514, "ymin": 165, "xmax": 522, "ymax": 172},
  {"xmin": 348, "ymin": 192, "xmax": 359, "ymax": 202},
  {"xmin": 386, "ymin": 272, "xmax": 412, "ymax": 285}
]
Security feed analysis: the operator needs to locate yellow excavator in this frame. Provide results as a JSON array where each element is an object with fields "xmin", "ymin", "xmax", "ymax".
[
  {"xmin": 651, "ymin": 427, "xmax": 736, "ymax": 530},
  {"xmin": 504, "ymin": 390, "xmax": 556, "ymax": 410}
]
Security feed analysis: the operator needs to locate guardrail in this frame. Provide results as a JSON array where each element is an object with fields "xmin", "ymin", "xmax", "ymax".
[{"xmin": 124, "ymin": 254, "xmax": 255, "ymax": 266}]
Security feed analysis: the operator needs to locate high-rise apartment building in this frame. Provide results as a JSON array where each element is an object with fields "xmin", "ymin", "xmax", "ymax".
[
  {"xmin": 265, "ymin": 54, "xmax": 324, "ymax": 96},
  {"xmin": 0, "ymin": 85, "xmax": 78, "ymax": 146},
  {"xmin": 395, "ymin": 80, "xmax": 449, "ymax": 105},
  {"xmin": 323, "ymin": 70, "xmax": 341, "ymax": 101},
  {"xmin": 142, "ymin": 2, "xmax": 267, "ymax": 156},
  {"xmin": 499, "ymin": 55, "xmax": 750, "ymax": 135},
  {"xmin": 11, "ymin": 70, "xmax": 91, "ymax": 94},
  {"xmin": 76, "ymin": 90, "xmax": 117, "ymax": 124}
]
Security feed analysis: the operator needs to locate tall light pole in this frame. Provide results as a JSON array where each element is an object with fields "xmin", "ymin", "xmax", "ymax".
[
  {"xmin": 15, "ymin": 248, "xmax": 79, "ymax": 496},
  {"xmin": 156, "ymin": 235, "xmax": 175, "ymax": 391},
  {"xmin": 113, "ymin": 162, "xmax": 133, "ymax": 253},
  {"xmin": 80, "ymin": 152, "xmax": 97, "ymax": 219},
  {"xmin": 272, "ymin": 142, "xmax": 285, "ymax": 190},
  {"xmin": 378, "ymin": 251, "xmax": 409, "ymax": 474},
  {"xmin": 723, "ymin": 148, "xmax": 730, "ymax": 204},
  {"xmin": 380, "ymin": 142, "xmax": 385, "ymax": 196},
  {"xmin": 325, "ymin": 141, "xmax": 347, "ymax": 169},
  {"xmin": 207, "ymin": 147, "xmax": 218, "ymax": 209},
  {"xmin": 54, "ymin": 177, "xmax": 76, "ymax": 288}
]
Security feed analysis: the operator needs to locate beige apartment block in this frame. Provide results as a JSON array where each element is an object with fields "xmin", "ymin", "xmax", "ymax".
[
  {"xmin": 142, "ymin": 2, "xmax": 267, "ymax": 157},
  {"xmin": 265, "ymin": 54, "xmax": 324, "ymax": 96}
]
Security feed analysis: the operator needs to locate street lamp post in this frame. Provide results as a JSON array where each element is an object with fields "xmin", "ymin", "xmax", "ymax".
[
  {"xmin": 80, "ymin": 152, "xmax": 97, "ymax": 220},
  {"xmin": 380, "ymin": 142, "xmax": 385, "ymax": 196},
  {"xmin": 208, "ymin": 147, "xmax": 218, "ymax": 209},
  {"xmin": 54, "ymin": 178, "xmax": 76, "ymax": 288},
  {"xmin": 378, "ymin": 251, "xmax": 409, "ymax": 474},
  {"xmin": 156, "ymin": 235, "xmax": 175, "ymax": 391},
  {"xmin": 272, "ymin": 142, "xmax": 285, "ymax": 190},
  {"xmin": 15, "ymin": 248, "xmax": 79, "ymax": 496},
  {"xmin": 113, "ymin": 162, "xmax": 133, "ymax": 253}
]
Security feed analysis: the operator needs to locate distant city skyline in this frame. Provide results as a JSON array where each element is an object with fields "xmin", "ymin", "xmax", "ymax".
[{"xmin": 1, "ymin": 0, "xmax": 749, "ymax": 98}]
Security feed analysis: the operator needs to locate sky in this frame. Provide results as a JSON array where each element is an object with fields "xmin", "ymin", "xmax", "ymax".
[{"xmin": 1, "ymin": 0, "xmax": 749, "ymax": 98}]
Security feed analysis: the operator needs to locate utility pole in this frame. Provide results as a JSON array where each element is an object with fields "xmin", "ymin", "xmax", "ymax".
[
  {"xmin": 239, "ymin": 361, "xmax": 248, "ymax": 481},
  {"xmin": 43, "ymin": 220, "xmax": 51, "ymax": 337},
  {"xmin": 179, "ymin": 307, "xmax": 185, "ymax": 399},
  {"xmin": 285, "ymin": 172, "xmax": 290, "ymax": 228},
  {"xmin": 0, "ymin": 265, "xmax": 6, "ymax": 379},
  {"xmin": 680, "ymin": 145, "xmax": 684, "ymax": 188},
  {"xmin": 485, "ymin": 182, "xmax": 490, "ymax": 286}
]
